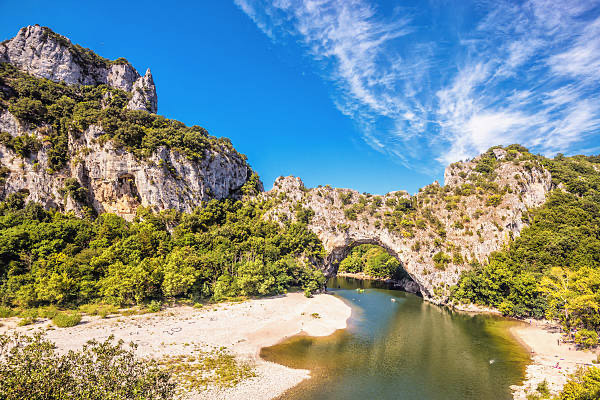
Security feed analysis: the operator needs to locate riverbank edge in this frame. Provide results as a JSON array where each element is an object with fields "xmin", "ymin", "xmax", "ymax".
[
  {"xmin": 508, "ymin": 319, "xmax": 598, "ymax": 399},
  {"xmin": 0, "ymin": 292, "xmax": 353, "ymax": 400},
  {"xmin": 450, "ymin": 302, "xmax": 598, "ymax": 399},
  {"xmin": 336, "ymin": 273, "xmax": 598, "ymax": 399}
]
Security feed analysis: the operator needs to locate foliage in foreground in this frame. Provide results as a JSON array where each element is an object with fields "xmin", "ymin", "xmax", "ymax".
[
  {"xmin": 555, "ymin": 366, "xmax": 600, "ymax": 400},
  {"xmin": 0, "ymin": 194, "xmax": 326, "ymax": 309},
  {"xmin": 0, "ymin": 333, "xmax": 175, "ymax": 400},
  {"xmin": 452, "ymin": 152, "xmax": 600, "ymax": 342}
]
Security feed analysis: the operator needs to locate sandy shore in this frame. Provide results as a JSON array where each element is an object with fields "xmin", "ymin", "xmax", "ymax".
[
  {"xmin": 510, "ymin": 319, "xmax": 598, "ymax": 399},
  {"xmin": 1, "ymin": 292, "xmax": 352, "ymax": 400},
  {"xmin": 452, "ymin": 302, "xmax": 502, "ymax": 315}
]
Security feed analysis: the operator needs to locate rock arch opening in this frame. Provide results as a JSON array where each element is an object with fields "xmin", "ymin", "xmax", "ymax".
[{"xmin": 327, "ymin": 239, "xmax": 421, "ymax": 296}]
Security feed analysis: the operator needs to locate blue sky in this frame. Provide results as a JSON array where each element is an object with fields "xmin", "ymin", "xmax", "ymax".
[{"xmin": 1, "ymin": 1, "xmax": 600, "ymax": 194}]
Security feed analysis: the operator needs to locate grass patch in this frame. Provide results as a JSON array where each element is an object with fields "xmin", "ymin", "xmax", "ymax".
[
  {"xmin": 79, "ymin": 303, "xmax": 118, "ymax": 318},
  {"xmin": 37, "ymin": 306, "xmax": 60, "ymax": 319},
  {"xmin": 160, "ymin": 347, "xmax": 256, "ymax": 391},
  {"xmin": 146, "ymin": 300, "xmax": 162, "ymax": 313},
  {"xmin": 17, "ymin": 317, "xmax": 35, "ymax": 326},
  {"xmin": 52, "ymin": 312, "xmax": 82, "ymax": 328}
]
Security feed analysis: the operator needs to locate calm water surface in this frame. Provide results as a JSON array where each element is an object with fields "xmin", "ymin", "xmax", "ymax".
[{"xmin": 261, "ymin": 277, "xmax": 529, "ymax": 400}]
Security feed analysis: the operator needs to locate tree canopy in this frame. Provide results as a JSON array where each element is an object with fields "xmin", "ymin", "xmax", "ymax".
[{"xmin": 0, "ymin": 194, "xmax": 326, "ymax": 308}]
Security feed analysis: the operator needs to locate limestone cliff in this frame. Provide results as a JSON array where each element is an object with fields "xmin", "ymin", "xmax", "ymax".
[
  {"xmin": 261, "ymin": 147, "xmax": 553, "ymax": 303},
  {"xmin": 0, "ymin": 25, "xmax": 157, "ymax": 113},
  {"xmin": 0, "ymin": 26, "xmax": 256, "ymax": 219}
]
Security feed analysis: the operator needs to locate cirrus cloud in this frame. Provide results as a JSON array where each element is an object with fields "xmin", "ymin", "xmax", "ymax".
[{"xmin": 234, "ymin": 0, "xmax": 600, "ymax": 171}]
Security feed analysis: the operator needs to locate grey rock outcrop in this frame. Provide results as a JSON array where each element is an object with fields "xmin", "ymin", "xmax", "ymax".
[
  {"xmin": 128, "ymin": 69, "xmax": 158, "ymax": 112},
  {"xmin": 0, "ymin": 110, "xmax": 251, "ymax": 220},
  {"xmin": 262, "ymin": 151, "xmax": 553, "ymax": 304},
  {"xmin": 0, "ymin": 26, "xmax": 253, "ymax": 219},
  {"xmin": 0, "ymin": 25, "xmax": 157, "ymax": 113}
]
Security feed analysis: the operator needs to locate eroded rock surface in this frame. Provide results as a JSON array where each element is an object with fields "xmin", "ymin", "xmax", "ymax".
[
  {"xmin": 0, "ymin": 25, "xmax": 157, "ymax": 113},
  {"xmin": 0, "ymin": 26, "xmax": 254, "ymax": 219},
  {"xmin": 0, "ymin": 110, "xmax": 252, "ymax": 220},
  {"xmin": 262, "ymin": 151, "xmax": 553, "ymax": 303}
]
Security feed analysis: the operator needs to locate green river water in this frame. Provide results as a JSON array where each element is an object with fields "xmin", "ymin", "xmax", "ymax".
[{"xmin": 261, "ymin": 276, "xmax": 530, "ymax": 400}]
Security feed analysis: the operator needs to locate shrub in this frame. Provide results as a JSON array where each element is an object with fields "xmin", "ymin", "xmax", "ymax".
[
  {"xmin": 52, "ymin": 312, "xmax": 82, "ymax": 328},
  {"xmin": 433, "ymin": 251, "xmax": 451, "ymax": 270},
  {"xmin": 147, "ymin": 300, "xmax": 162, "ymax": 313},
  {"xmin": 339, "ymin": 192, "xmax": 352, "ymax": 205},
  {"xmin": 17, "ymin": 317, "xmax": 35, "ymax": 326},
  {"xmin": 557, "ymin": 366, "xmax": 600, "ymax": 400},
  {"xmin": 574, "ymin": 330, "xmax": 599, "ymax": 349},
  {"xmin": 0, "ymin": 306, "xmax": 15, "ymax": 318},
  {"xmin": 0, "ymin": 333, "xmax": 174, "ymax": 399},
  {"xmin": 486, "ymin": 194, "xmax": 502, "ymax": 207},
  {"xmin": 344, "ymin": 207, "xmax": 357, "ymax": 221},
  {"xmin": 536, "ymin": 379, "xmax": 550, "ymax": 396}
]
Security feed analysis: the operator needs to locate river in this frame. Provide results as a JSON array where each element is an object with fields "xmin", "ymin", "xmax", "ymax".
[{"xmin": 261, "ymin": 276, "xmax": 529, "ymax": 400}]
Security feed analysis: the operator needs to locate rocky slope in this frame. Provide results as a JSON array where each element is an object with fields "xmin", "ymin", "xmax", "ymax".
[
  {"xmin": 0, "ymin": 25, "xmax": 157, "ymax": 113},
  {"xmin": 0, "ymin": 26, "xmax": 256, "ymax": 220},
  {"xmin": 261, "ymin": 147, "xmax": 553, "ymax": 303}
]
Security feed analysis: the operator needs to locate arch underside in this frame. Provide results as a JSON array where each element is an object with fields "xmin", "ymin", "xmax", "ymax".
[{"xmin": 324, "ymin": 238, "xmax": 422, "ymax": 296}]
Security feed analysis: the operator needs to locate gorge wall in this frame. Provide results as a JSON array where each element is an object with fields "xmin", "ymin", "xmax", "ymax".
[{"xmin": 0, "ymin": 25, "xmax": 157, "ymax": 113}]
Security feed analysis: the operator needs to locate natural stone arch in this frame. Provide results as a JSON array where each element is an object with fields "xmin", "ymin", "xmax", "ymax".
[
  {"xmin": 325, "ymin": 238, "xmax": 422, "ymax": 295},
  {"xmin": 262, "ymin": 149, "xmax": 553, "ymax": 304}
]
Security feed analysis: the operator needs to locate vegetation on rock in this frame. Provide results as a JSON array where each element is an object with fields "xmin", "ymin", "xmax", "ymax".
[
  {"xmin": 0, "ymin": 64, "xmax": 248, "ymax": 172},
  {"xmin": 452, "ymin": 152, "xmax": 600, "ymax": 341}
]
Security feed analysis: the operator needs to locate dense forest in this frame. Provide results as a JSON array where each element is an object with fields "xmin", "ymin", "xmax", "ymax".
[
  {"xmin": 0, "ymin": 192, "xmax": 325, "ymax": 311},
  {"xmin": 452, "ymin": 153, "xmax": 600, "ymax": 347},
  {"xmin": 0, "ymin": 60, "xmax": 330, "ymax": 313}
]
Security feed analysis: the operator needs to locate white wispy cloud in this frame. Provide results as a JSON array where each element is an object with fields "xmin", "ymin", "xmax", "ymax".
[{"xmin": 234, "ymin": 0, "xmax": 600, "ymax": 171}]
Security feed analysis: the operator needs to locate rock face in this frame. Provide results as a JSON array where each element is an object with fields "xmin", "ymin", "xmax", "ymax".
[
  {"xmin": 262, "ymin": 151, "xmax": 553, "ymax": 303},
  {"xmin": 0, "ymin": 25, "xmax": 157, "ymax": 113},
  {"xmin": 0, "ymin": 26, "xmax": 255, "ymax": 219},
  {"xmin": 0, "ymin": 110, "xmax": 252, "ymax": 220}
]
